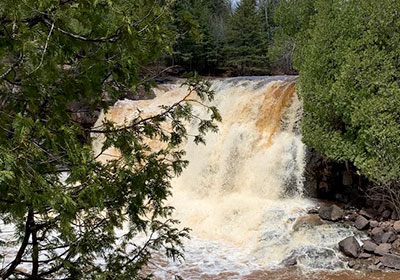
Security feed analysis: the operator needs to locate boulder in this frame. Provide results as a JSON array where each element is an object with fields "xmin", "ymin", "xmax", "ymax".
[
  {"xmin": 371, "ymin": 227, "xmax": 385, "ymax": 244},
  {"xmin": 319, "ymin": 205, "xmax": 344, "ymax": 222},
  {"xmin": 394, "ymin": 221, "xmax": 400, "ymax": 233},
  {"xmin": 354, "ymin": 215, "xmax": 369, "ymax": 230},
  {"xmin": 382, "ymin": 231, "xmax": 397, "ymax": 244},
  {"xmin": 381, "ymin": 254, "xmax": 400, "ymax": 270},
  {"xmin": 362, "ymin": 240, "xmax": 378, "ymax": 253},
  {"xmin": 374, "ymin": 243, "xmax": 392, "ymax": 256},
  {"xmin": 370, "ymin": 220, "xmax": 379, "ymax": 228},
  {"xmin": 359, "ymin": 252, "xmax": 372, "ymax": 259},
  {"xmin": 339, "ymin": 236, "xmax": 361, "ymax": 258}
]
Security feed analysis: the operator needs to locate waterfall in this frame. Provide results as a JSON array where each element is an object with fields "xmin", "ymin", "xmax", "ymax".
[{"xmin": 93, "ymin": 76, "xmax": 358, "ymax": 279}]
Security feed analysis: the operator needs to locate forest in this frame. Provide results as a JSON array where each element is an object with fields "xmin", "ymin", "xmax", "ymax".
[{"xmin": 1, "ymin": 0, "xmax": 400, "ymax": 279}]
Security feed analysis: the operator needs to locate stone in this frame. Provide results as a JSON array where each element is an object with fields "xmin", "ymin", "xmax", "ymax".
[
  {"xmin": 359, "ymin": 252, "xmax": 372, "ymax": 259},
  {"xmin": 360, "ymin": 209, "xmax": 377, "ymax": 219},
  {"xmin": 348, "ymin": 260, "xmax": 356, "ymax": 268},
  {"xmin": 374, "ymin": 243, "xmax": 392, "ymax": 256},
  {"xmin": 382, "ymin": 209, "xmax": 392, "ymax": 220},
  {"xmin": 370, "ymin": 220, "xmax": 379, "ymax": 228},
  {"xmin": 381, "ymin": 221, "xmax": 393, "ymax": 231},
  {"xmin": 391, "ymin": 239, "xmax": 400, "ymax": 254},
  {"xmin": 354, "ymin": 215, "xmax": 369, "ymax": 230},
  {"xmin": 381, "ymin": 254, "xmax": 400, "ymax": 270},
  {"xmin": 307, "ymin": 208, "xmax": 319, "ymax": 215},
  {"xmin": 347, "ymin": 212, "xmax": 358, "ymax": 222},
  {"xmin": 378, "ymin": 204, "xmax": 387, "ymax": 214},
  {"xmin": 382, "ymin": 231, "xmax": 397, "ymax": 243},
  {"xmin": 339, "ymin": 236, "xmax": 361, "ymax": 258},
  {"xmin": 281, "ymin": 253, "xmax": 297, "ymax": 266},
  {"xmin": 392, "ymin": 211, "xmax": 400, "ymax": 221},
  {"xmin": 363, "ymin": 240, "xmax": 378, "ymax": 253},
  {"xmin": 393, "ymin": 221, "xmax": 400, "ymax": 233},
  {"xmin": 319, "ymin": 205, "xmax": 344, "ymax": 222},
  {"xmin": 371, "ymin": 227, "xmax": 385, "ymax": 244}
]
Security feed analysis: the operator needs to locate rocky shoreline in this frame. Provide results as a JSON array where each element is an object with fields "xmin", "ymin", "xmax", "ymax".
[{"xmin": 314, "ymin": 203, "xmax": 400, "ymax": 271}]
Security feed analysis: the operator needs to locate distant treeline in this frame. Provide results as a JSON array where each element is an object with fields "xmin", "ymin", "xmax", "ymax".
[{"xmin": 161, "ymin": 0, "xmax": 293, "ymax": 76}]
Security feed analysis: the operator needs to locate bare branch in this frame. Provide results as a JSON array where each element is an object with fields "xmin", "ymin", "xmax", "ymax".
[{"xmin": 29, "ymin": 22, "xmax": 54, "ymax": 75}]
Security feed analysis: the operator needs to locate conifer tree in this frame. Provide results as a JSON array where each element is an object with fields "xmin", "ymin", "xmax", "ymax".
[
  {"xmin": 224, "ymin": 0, "xmax": 269, "ymax": 75},
  {"xmin": 0, "ymin": 1, "xmax": 220, "ymax": 279}
]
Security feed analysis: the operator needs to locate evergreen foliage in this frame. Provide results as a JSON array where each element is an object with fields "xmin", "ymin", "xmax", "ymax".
[
  {"xmin": 0, "ymin": 1, "xmax": 220, "ymax": 279},
  {"xmin": 172, "ymin": 0, "xmax": 231, "ymax": 74},
  {"xmin": 224, "ymin": 0, "xmax": 269, "ymax": 75},
  {"xmin": 294, "ymin": 0, "xmax": 400, "ymax": 184}
]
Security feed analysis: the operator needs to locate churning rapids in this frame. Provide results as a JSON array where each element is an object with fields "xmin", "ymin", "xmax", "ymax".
[{"xmin": 93, "ymin": 76, "xmax": 399, "ymax": 280}]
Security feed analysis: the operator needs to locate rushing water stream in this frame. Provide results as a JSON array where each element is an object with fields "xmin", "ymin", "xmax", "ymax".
[{"xmin": 92, "ymin": 76, "xmax": 400, "ymax": 279}]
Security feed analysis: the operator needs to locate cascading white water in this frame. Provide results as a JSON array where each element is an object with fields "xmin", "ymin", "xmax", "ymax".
[{"xmin": 92, "ymin": 77, "xmax": 359, "ymax": 279}]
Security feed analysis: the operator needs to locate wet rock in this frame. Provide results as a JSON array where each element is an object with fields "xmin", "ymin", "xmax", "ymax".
[
  {"xmin": 371, "ymin": 227, "xmax": 385, "ymax": 244},
  {"xmin": 339, "ymin": 236, "xmax": 361, "ymax": 258},
  {"xmin": 370, "ymin": 220, "xmax": 379, "ymax": 228},
  {"xmin": 307, "ymin": 208, "xmax": 319, "ymax": 215},
  {"xmin": 281, "ymin": 253, "xmax": 297, "ymax": 267},
  {"xmin": 354, "ymin": 215, "xmax": 369, "ymax": 230},
  {"xmin": 319, "ymin": 205, "xmax": 344, "ymax": 222},
  {"xmin": 292, "ymin": 215, "xmax": 323, "ymax": 231},
  {"xmin": 359, "ymin": 252, "xmax": 372, "ymax": 259},
  {"xmin": 374, "ymin": 243, "xmax": 391, "ymax": 256},
  {"xmin": 362, "ymin": 240, "xmax": 378, "ymax": 253},
  {"xmin": 381, "ymin": 254, "xmax": 400, "ymax": 270},
  {"xmin": 348, "ymin": 260, "xmax": 356, "ymax": 268},
  {"xmin": 393, "ymin": 221, "xmax": 400, "ymax": 233},
  {"xmin": 382, "ymin": 231, "xmax": 397, "ymax": 244}
]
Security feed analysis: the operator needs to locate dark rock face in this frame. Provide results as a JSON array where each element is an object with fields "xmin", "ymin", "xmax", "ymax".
[
  {"xmin": 354, "ymin": 215, "xmax": 369, "ymax": 230},
  {"xmin": 374, "ymin": 243, "xmax": 392, "ymax": 256},
  {"xmin": 362, "ymin": 240, "xmax": 378, "ymax": 253},
  {"xmin": 371, "ymin": 227, "xmax": 385, "ymax": 244},
  {"xmin": 319, "ymin": 205, "xmax": 344, "ymax": 222},
  {"xmin": 339, "ymin": 236, "xmax": 361, "ymax": 258},
  {"xmin": 381, "ymin": 254, "xmax": 400, "ymax": 270}
]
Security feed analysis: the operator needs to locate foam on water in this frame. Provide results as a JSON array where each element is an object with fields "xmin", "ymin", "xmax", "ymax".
[{"xmin": 92, "ymin": 76, "xmax": 360, "ymax": 277}]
